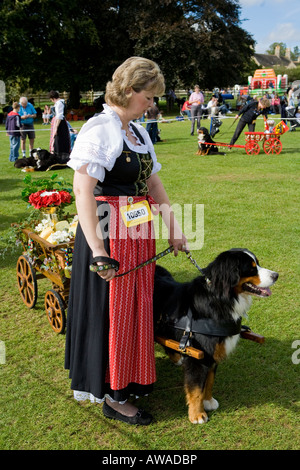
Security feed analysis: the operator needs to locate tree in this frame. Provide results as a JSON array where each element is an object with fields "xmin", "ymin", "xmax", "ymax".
[
  {"xmin": 266, "ymin": 42, "xmax": 287, "ymax": 56},
  {"xmin": 292, "ymin": 46, "xmax": 300, "ymax": 61},
  {"xmin": 0, "ymin": 0, "xmax": 255, "ymax": 102},
  {"xmin": 127, "ymin": 0, "xmax": 255, "ymax": 88},
  {"xmin": 0, "ymin": 0, "xmax": 135, "ymax": 106}
]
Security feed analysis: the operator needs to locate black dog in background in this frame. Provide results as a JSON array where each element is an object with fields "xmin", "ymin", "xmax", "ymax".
[
  {"xmin": 196, "ymin": 127, "xmax": 226, "ymax": 156},
  {"xmin": 14, "ymin": 148, "xmax": 70, "ymax": 171}
]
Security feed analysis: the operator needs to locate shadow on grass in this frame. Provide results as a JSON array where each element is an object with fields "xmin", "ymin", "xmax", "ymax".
[{"xmin": 150, "ymin": 336, "xmax": 299, "ymax": 422}]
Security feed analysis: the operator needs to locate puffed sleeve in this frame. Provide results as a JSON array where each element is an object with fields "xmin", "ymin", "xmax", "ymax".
[
  {"xmin": 55, "ymin": 100, "xmax": 65, "ymax": 120},
  {"xmin": 67, "ymin": 113, "xmax": 123, "ymax": 181},
  {"xmin": 133, "ymin": 122, "xmax": 162, "ymax": 174}
]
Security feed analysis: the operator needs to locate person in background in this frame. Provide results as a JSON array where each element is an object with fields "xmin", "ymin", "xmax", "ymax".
[
  {"xmin": 42, "ymin": 104, "xmax": 52, "ymax": 124},
  {"xmin": 49, "ymin": 90, "xmax": 71, "ymax": 154},
  {"xmin": 229, "ymin": 97, "xmax": 270, "ymax": 147},
  {"xmin": 67, "ymin": 121, "xmax": 78, "ymax": 149},
  {"xmin": 65, "ymin": 57, "xmax": 187, "ymax": 426},
  {"xmin": 189, "ymin": 85, "xmax": 204, "ymax": 135},
  {"xmin": 5, "ymin": 101, "xmax": 21, "ymax": 163},
  {"xmin": 270, "ymin": 94, "xmax": 280, "ymax": 114},
  {"xmin": 19, "ymin": 96, "xmax": 36, "ymax": 157},
  {"xmin": 145, "ymin": 101, "xmax": 160, "ymax": 144}
]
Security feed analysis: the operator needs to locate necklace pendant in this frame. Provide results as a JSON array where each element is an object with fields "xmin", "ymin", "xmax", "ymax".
[{"xmin": 123, "ymin": 151, "xmax": 131, "ymax": 163}]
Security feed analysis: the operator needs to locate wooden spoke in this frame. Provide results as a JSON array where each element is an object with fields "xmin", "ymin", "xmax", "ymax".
[
  {"xmin": 245, "ymin": 141, "xmax": 260, "ymax": 155},
  {"xmin": 263, "ymin": 138, "xmax": 282, "ymax": 155},
  {"xmin": 45, "ymin": 290, "xmax": 66, "ymax": 334},
  {"xmin": 16, "ymin": 255, "xmax": 38, "ymax": 308}
]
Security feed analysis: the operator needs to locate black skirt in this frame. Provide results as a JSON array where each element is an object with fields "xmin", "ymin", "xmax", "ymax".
[
  {"xmin": 64, "ymin": 201, "xmax": 154, "ymax": 402},
  {"xmin": 51, "ymin": 118, "xmax": 71, "ymax": 154}
]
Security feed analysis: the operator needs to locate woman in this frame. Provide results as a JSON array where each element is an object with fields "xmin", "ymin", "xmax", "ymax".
[
  {"xmin": 189, "ymin": 85, "xmax": 204, "ymax": 135},
  {"xmin": 65, "ymin": 57, "xmax": 187, "ymax": 425},
  {"xmin": 271, "ymin": 94, "xmax": 280, "ymax": 114},
  {"xmin": 49, "ymin": 90, "xmax": 70, "ymax": 154},
  {"xmin": 229, "ymin": 97, "xmax": 270, "ymax": 147}
]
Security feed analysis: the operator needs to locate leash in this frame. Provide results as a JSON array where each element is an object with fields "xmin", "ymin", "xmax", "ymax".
[
  {"xmin": 115, "ymin": 245, "xmax": 174, "ymax": 278},
  {"xmin": 185, "ymin": 250, "xmax": 205, "ymax": 275},
  {"xmin": 89, "ymin": 245, "xmax": 205, "ymax": 277}
]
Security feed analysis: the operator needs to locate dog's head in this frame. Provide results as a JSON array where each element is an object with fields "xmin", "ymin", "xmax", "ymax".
[
  {"xmin": 197, "ymin": 127, "xmax": 209, "ymax": 137},
  {"xmin": 30, "ymin": 148, "xmax": 51, "ymax": 162},
  {"xmin": 202, "ymin": 248, "xmax": 278, "ymax": 300},
  {"xmin": 197, "ymin": 127, "xmax": 210, "ymax": 144},
  {"xmin": 31, "ymin": 148, "xmax": 42, "ymax": 161}
]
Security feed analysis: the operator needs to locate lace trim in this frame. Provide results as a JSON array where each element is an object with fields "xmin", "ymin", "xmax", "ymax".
[
  {"xmin": 73, "ymin": 390, "xmax": 146, "ymax": 404},
  {"xmin": 73, "ymin": 390, "xmax": 127, "ymax": 405}
]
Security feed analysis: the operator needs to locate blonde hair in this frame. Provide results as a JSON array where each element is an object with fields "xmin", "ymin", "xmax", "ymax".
[
  {"xmin": 259, "ymin": 97, "xmax": 270, "ymax": 108},
  {"xmin": 105, "ymin": 57, "xmax": 165, "ymax": 107}
]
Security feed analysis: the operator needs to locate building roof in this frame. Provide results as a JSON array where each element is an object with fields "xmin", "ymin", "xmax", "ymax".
[{"xmin": 253, "ymin": 53, "xmax": 296, "ymax": 69}]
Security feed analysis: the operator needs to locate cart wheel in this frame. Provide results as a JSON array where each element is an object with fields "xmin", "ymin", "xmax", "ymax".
[
  {"xmin": 245, "ymin": 141, "xmax": 260, "ymax": 155},
  {"xmin": 16, "ymin": 255, "xmax": 38, "ymax": 308},
  {"xmin": 45, "ymin": 290, "xmax": 66, "ymax": 334},
  {"xmin": 263, "ymin": 138, "xmax": 282, "ymax": 155}
]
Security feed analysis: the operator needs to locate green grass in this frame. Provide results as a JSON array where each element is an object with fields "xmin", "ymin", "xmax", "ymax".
[{"xmin": 0, "ymin": 114, "xmax": 299, "ymax": 450}]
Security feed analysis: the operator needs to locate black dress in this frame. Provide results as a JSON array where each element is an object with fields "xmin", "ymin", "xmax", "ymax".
[{"xmin": 65, "ymin": 125, "xmax": 157, "ymax": 403}]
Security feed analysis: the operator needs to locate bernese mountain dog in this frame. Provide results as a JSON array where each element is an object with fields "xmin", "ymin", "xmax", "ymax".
[
  {"xmin": 153, "ymin": 248, "xmax": 278, "ymax": 424},
  {"xmin": 14, "ymin": 148, "xmax": 69, "ymax": 171},
  {"xmin": 196, "ymin": 127, "xmax": 226, "ymax": 156}
]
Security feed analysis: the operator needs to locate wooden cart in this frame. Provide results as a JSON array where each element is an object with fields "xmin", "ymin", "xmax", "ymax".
[
  {"xmin": 202, "ymin": 132, "xmax": 283, "ymax": 155},
  {"xmin": 244, "ymin": 131, "xmax": 283, "ymax": 155},
  {"xmin": 16, "ymin": 227, "xmax": 74, "ymax": 334},
  {"xmin": 203, "ymin": 119, "xmax": 288, "ymax": 155}
]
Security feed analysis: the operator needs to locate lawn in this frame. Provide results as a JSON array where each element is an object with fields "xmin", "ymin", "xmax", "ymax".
[{"xmin": 0, "ymin": 112, "xmax": 299, "ymax": 451}]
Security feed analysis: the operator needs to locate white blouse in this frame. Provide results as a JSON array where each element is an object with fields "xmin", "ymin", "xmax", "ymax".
[
  {"xmin": 67, "ymin": 104, "xmax": 161, "ymax": 182},
  {"xmin": 54, "ymin": 99, "xmax": 65, "ymax": 120}
]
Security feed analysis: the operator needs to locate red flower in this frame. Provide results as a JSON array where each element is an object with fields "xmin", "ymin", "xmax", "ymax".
[{"xmin": 28, "ymin": 190, "xmax": 72, "ymax": 209}]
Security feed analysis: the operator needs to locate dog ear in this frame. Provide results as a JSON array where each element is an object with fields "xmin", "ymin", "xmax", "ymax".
[{"xmin": 203, "ymin": 252, "xmax": 240, "ymax": 299}]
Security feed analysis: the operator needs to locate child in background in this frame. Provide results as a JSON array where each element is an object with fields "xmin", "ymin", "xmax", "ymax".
[
  {"xmin": 6, "ymin": 102, "xmax": 21, "ymax": 163},
  {"xmin": 42, "ymin": 104, "xmax": 52, "ymax": 125}
]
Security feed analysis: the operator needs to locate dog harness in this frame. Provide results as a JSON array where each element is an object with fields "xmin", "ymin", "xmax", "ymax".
[{"xmin": 164, "ymin": 308, "xmax": 242, "ymax": 352}]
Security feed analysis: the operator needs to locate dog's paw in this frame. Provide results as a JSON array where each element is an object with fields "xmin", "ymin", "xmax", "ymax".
[
  {"xmin": 189, "ymin": 411, "xmax": 209, "ymax": 424},
  {"xmin": 203, "ymin": 398, "xmax": 219, "ymax": 411},
  {"xmin": 167, "ymin": 351, "xmax": 183, "ymax": 366},
  {"xmin": 174, "ymin": 356, "xmax": 184, "ymax": 366}
]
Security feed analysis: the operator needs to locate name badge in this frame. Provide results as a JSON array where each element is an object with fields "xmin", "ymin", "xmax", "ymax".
[{"xmin": 120, "ymin": 200, "xmax": 153, "ymax": 227}]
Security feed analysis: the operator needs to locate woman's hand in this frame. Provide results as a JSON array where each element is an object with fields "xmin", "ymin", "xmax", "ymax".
[
  {"xmin": 169, "ymin": 235, "xmax": 189, "ymax": 257},
  {"xmin": 96, "ymin": 265, "xmax": 116, "ymax": 281},
  {"xmin": 92, "ymin": 249, "xmax": 117, "ymax": 282},
  {"xmin": 168, "ymin": 220, "xmax": 189, "ymax": 256}
]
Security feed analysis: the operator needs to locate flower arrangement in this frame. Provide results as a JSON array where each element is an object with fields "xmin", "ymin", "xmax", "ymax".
[
  {"xmin": 0, "ymin": 173, "xmax": 75, "ymax": 257},
  {"xmin": 21, "ymin": 174, "xmax": 77, "ymax": 245},
  {"xmin": 22, "ymin": 173, "xmax": 73, "ymax": 219},
  {"xmin": 28, "ymin": 189, "xmax": 72, "ymax": 210}
]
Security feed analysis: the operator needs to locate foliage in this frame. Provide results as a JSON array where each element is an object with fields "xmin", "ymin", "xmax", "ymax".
[
  {"xmin": 266, "ymin": 42, "xmax": 300, "ymax": 60},
  {"xmin": 21, "ymin": 173, "xmax": 73, "ymax": 204},
  {"xmin": 0, "ymin": 172, "xmax": 73, "ymax": 255},
  {"xmin": 0, "ymin": 0, "xmax": 255, "ymax": 98}
]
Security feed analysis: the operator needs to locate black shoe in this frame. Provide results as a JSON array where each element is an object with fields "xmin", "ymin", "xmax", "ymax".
[{"xmin": 102, "ymin": 401, "xmax": 153, "ymax": 425}]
